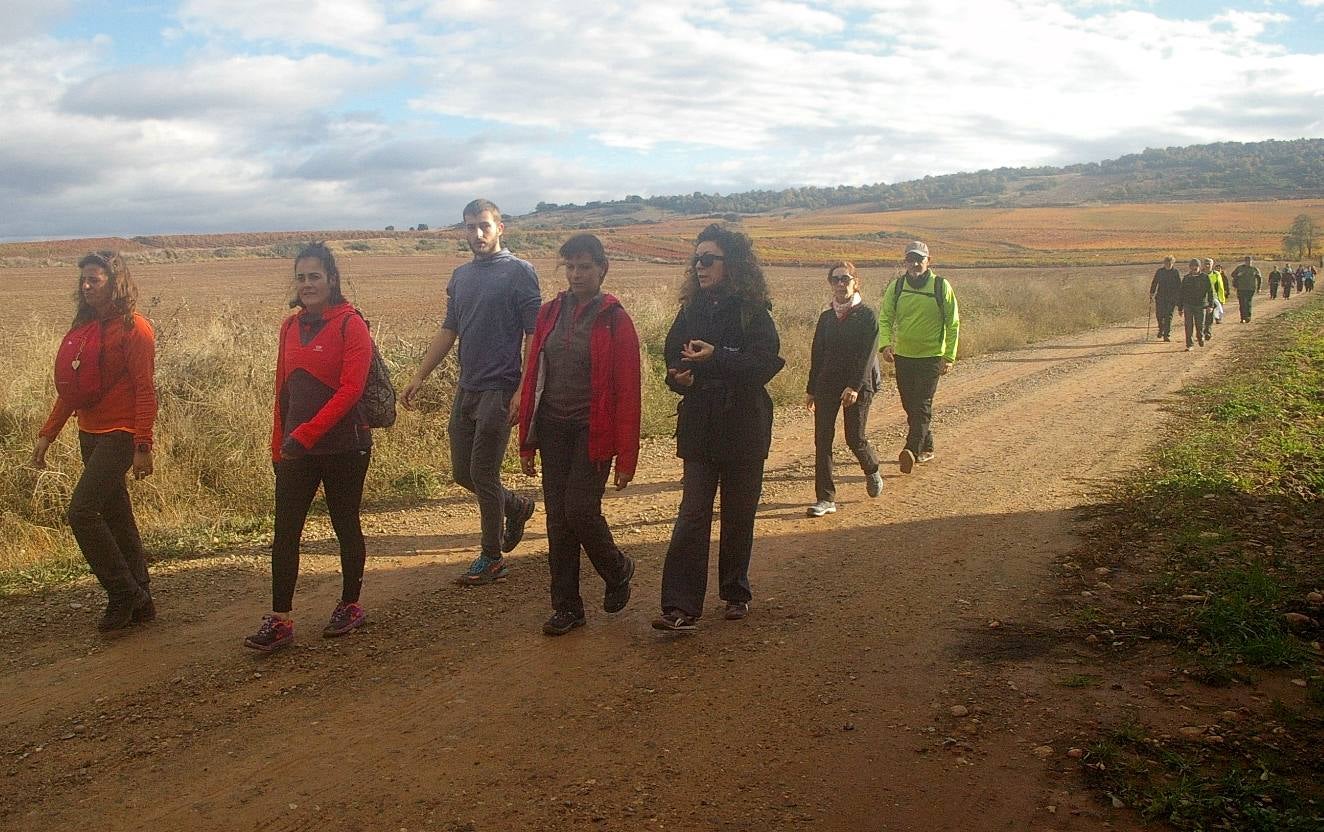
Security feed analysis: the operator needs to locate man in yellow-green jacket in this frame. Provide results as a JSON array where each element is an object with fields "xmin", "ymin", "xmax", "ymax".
[
  {"xmin": 879, "ymin": 241, "xmax": 959, "ymax": 474},
  {"xmin": 1202, "ymin": 258, "xmax": 1226, "ymax": 341}
]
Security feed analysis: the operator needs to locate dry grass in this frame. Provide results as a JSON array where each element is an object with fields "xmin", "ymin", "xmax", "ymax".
[{"xmin": 0, "ymin": 254, "xmax": 1149, "ymax": 585}]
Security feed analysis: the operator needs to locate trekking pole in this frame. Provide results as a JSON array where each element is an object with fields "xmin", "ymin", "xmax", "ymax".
[{"xmin": 1145, "ymin": 297, "xmax": 1152, "ymax": 344}]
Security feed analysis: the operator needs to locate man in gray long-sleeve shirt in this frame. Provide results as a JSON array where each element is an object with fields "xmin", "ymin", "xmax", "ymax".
[{"xmin": 403, "ymin": 199, "xmax": 542, "ymax": 585}]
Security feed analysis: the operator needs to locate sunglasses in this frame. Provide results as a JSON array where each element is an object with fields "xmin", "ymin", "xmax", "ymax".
[
  {"xmin": 828, "ymin": 274, "xmax": 854, "ymax": 284},
  {"xmin": 692, "ymin": 253, "xmax": 725, "ymax": 268},
  {"xmin": 904, "ymin": 254, "xmax": 927, "ymax": 263}
]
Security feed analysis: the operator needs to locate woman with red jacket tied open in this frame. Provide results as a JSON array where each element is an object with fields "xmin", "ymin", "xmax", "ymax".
[
  {"xmin": 245, "ymin": 243, "xmax": 374, "ymax": 652},
  {"xmin": 32, "ymin": 251, "xmax": 157, "ymax": 633},
  {"xmin": 517, "ymin": 234, "xmax": 641, "ymax": 636}
]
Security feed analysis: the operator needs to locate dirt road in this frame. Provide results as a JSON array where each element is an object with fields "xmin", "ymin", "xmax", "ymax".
[{"xmin": 0, "ymin": 299, "xmax": 1297, "ymax": 831}]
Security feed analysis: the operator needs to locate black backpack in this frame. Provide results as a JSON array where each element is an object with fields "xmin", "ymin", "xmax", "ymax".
[{"xmin": 341, "ymin": 311, "xmax": 397, "ymax": 428}]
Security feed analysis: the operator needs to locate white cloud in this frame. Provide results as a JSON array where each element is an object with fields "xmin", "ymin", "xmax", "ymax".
[
  {"xmin": 1, "ymin": 0, "xmax": 1322, "ymax": 237},
  {"xmin": 177, "ymin": 0, "xmax": 405, "ymax": 56}
]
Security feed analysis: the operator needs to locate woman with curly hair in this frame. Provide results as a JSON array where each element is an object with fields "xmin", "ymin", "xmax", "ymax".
[
  {"xmin": 32, "ymin": 252, "xmax": 158, "ymax": 632},
  {"xmin": 653, "ymin": 224, "xmax": 785, "ymax": 632}
]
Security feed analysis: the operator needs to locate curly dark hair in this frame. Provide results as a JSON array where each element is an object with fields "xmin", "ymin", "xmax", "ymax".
[
  {"xmin": 74, "ymin": 251, "xmax": 138, "ymax": 327},
  {"xmin": 289, "ymin": 242, "xmax": 348, "ymax": 309},
  {"xmin": 679, "ymin": 223, "xmax": 771, "ymax": 309}
]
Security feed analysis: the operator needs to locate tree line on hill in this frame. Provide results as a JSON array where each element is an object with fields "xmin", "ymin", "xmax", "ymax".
[{"xmin": 533, "ymin": 138, "xmax": 1324, "ymax": 217}]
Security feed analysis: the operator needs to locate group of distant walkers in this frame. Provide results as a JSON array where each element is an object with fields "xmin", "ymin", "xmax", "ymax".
[
  {"xmin": 31, "ymin": 199, "xmax": 967, "ymax": 644},
  {"xmin": 1149, "ymin": 255, "xmax": 1316, "ymax": 350}
]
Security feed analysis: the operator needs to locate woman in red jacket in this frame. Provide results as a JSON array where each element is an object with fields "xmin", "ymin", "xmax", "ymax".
[
  {"xmin": 245, "ymin": 243, "xmax": 374, "ymax": 652},
  {"xmin": 32, "ymin": 251, "xmax": 157, "ymax": 632},
  {"xmin": 517, "ymin": 234, "xmax": 641, "ymax": 636}
]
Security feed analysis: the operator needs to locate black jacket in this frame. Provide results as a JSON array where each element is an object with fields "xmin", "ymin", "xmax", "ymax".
[
  {"xmin": 1150, "ymin": 267, "xmax": 1181, "ymax": 302},
  {"xmin": 665, "ymin": 289, "xmax": 785, "ymax": 461},
  {"xmin": 1178, "ymin": 272, "xmax": 1214, "ymax": 310},
  {"xmin": 806, "ymin": 303, "xmax": 881, "ymax": 397}
]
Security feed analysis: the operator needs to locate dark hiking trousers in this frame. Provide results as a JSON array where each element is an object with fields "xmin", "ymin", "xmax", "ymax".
[
  {"xmin": 1282, "ymin": 282, "xmax": 1293, "ymax": 300},
  {"xmin": 450, "ymin": 387, "xmax": 522, "ymax": 558},
  {"xmin": 1183, "ymin": 307, "xmax": 1205, "ymax": 348},
  {"xmin": 538, "ymin": 417, "xmax": 629, "ymax": 616},
  {"xmin": 68, "ymin": 430, "xmax": 150, "ymax": 604},
  {"xmin": 271, "ymin": 448, "xmax": 371, "ymax": 613},
  {"xmin": 1155, "ymin": 298, "xmax": 1177, "ymax": 338},
  {"xmin": 1203, "ymin": 305, "xmax": 1217, "ymax": 340},
  {"xmin": 812, "ymin": 391, "xmax": 880, "ymax": 503},
  {"xmin": 894, "ymin": 355, "xmax": 942, "ymax": 456},
  {"xmin": 1237, "ymin": 290, "xmax": 1254, "ymax": 322},
  {"xmin": 660, "ymin": 457, "xmax": 764, "ymax": 619}
]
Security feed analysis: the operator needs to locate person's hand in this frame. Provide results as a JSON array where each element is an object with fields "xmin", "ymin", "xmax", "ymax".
[
  {"xmin": 31, "ymin": 437, "xmax": 51, "ymax": 470},
  {"xmin": 804, "ymin": 394, "xmax": 815, "ymax": 412},
  {"xmin": 669, "ymin": 368, "xmax": 694, "ymax": 387},
  {"xmin": 401, "ymin": 378, "xmax": 424, "ymax": 411},
  {"xmin": 614, "ymin": 469, "xmax": 633, "ymax": 491},
  {"xmin": 520, "ymin": 456, "xmax": 536, "ymax": 477},
  {"xmin": 680, "ymin": 339, "xmax": 715, "ymax": 363},
  {"xmin": 840, "ymin": 388, "xmax": 858, "ymax": 407},
  {"xmin": 881, "ymin": 345, "xmax": 895, "ymax": 364},
  {"xmin": 939, "ymin": 359, "xmax": 953, "ymax": 376},
  {"xmin": 507, "ymin": 395, "xmax": 520, "ymax": 427},
  {"xmin": 132, "ymin": 448, "xmax": 153, "ymax": 479}
]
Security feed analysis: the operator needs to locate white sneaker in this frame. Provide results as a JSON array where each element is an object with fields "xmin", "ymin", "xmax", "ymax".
[
  {"xmin": 865, "ymin": 471, "xmax": 883, "ymax": 498},
  {"xmin": 806, "ymin": 500, "xmax": 837, "ymax": 517}
]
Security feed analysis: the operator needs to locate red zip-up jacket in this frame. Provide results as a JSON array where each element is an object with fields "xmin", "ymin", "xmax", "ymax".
[
  {"xmin": 39, "ymin": 312, "xmax": 157, "ymax": 448},
  {"xmin": 517, "ymin": 292, "xmax": 641, "ymax": 480},
  {"xmin": 271, "ymin": 302, "xmax": 372, "ymax": 461}
]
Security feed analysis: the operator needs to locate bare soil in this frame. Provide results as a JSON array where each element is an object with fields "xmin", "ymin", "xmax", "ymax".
[{"xmin": 0, "ymin": 298, "xmax": 1296, "ymax": 831}]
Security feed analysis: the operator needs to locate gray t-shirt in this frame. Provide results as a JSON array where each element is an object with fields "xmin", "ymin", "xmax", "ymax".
[{"xmin": 443, "ymin": 250, "xmax": 541, "ymax": 392}]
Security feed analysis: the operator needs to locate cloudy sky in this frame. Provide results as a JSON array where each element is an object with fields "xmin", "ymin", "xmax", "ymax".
[{"xmin": 3, "ymin": 0, "xmax": 1322, "ymax": 239}]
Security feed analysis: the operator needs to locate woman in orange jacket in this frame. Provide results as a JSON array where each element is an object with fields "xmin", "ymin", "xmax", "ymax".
[{"xmin": 32, "ymin": 251, "xmax": 158, "ymax": 632}]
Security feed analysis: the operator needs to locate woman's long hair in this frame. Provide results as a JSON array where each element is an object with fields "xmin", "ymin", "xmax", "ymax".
[
  {"xmin": 73, "ymin": 251, "xmax": 137, "ymax": 327},
  {"xmin": 679, "ymin": 223, "xmax": 772, "ymax": 310},
  {"xmin": 289, "ymin": 242, "xmax": 348, "ymax": 309}
]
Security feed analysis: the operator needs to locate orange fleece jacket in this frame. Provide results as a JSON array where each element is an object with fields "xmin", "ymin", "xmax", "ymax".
[{"xmin": 38, "ymin": 312, "xmax": 157, "ymax": 447}]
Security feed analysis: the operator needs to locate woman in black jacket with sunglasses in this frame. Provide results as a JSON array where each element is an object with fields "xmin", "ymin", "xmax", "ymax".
[{"xmin": 653, "ymin": 224, "xmax": 785, "ymax": 632}]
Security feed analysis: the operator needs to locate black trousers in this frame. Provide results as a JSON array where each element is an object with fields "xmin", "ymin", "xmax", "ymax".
[
  {"xmin": 1182, "ymin": 307, "xmax": 1204, "ymax": 347},
  {"xmin": 1237, "ymin": 290, "xmax": 1254, "ymax": 322},
  {"xmin": 68, "ymin": 431, "xmax": 150, "ymax": 603},
  {"xmin": 660, "ymin": 457, "xmax": 764, "ymax": 619},
  {"xmin": 271, "ymin": 448, "xmax": 371, "ymax": 613},
  {"xmin": 1282, "ymin": 282, "xmax": 1293, "ymax": 299},
  {"xmin": 538, "ymin": 417, "xmax": 628, "ymax": 615},
  {"xmin": 812, "ymin": 391, "xmax": 880, "ymax": 502},
  {"xmin": 1155, "ymin": 298, "xmax": 1177, "ymax": 337},
  {"xmin": 449, "ymin": 388, "xmax": 520, "ymax": 557},
  {"xmin": 893, "ymin": 356, "xmax": 942, "ymax": 456}
]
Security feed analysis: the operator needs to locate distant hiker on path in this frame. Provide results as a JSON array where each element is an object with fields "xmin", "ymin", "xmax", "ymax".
[
  {"xmin": 402, "ymin": 199, "xmax": 541, "ymax": 586},
  {"xmin": 1305, "ymin": 266, "xmax": 1316, "ymax": 292},
  {"xmin": 653, "ymin": 224, "xmax": 785, "ymax": 633},
  {"xmin": 1178, "ymin": 258, "xmax": 1214, "ymax": 351},
  {"xmin": 1229, "ymin": 257, "xmax": 1261, "ymax": 323},
  {"xmin": 246, "ymin": 243, "xmax": 374, "ymax": 652},
  {"xmin": 1281, "ymin": 264, "xmax": 1295, "ymax": 300},
  {"xmin": 1149, "ymin": 256, "xmax": 1181, "ymax": 341},
  {"xmin": 32, "ymin": 252, "xmax": 158, "ymax": 633},
  {"xmin": 879, "ymin": 240, "xmax": 960, "ymax": 475},
  {"xmin": 1269, "ymin": 266, "xmax": 1281, "ymax": 299},
  {"xmin": 517, "ymin": 234, "xmax": 640, "ymax": 637},
  {"xmin": 804, "ymin": 261, "xmax": 883, "ymax": 518},
  {"xmin": 1202, "ymin": 258, "xmax": 1224, "ymax": 342}
]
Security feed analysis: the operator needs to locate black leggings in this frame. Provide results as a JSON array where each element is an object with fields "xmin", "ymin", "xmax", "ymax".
[{"xmin": 271, "ymin": 449, "xmax": 371, "ymax": 613}]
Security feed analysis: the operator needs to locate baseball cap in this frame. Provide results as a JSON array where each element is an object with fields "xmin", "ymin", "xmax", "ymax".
[{"xmin": 904, "ymin": 241, "xmax": 929, "ymax": 258}]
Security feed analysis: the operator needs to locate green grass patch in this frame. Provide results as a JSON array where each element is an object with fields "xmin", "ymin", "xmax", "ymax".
[{"xmin": 1070, "ymin": 299, "xmax": 1324, "ymax": 828}]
